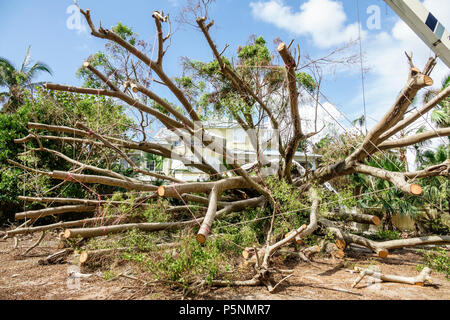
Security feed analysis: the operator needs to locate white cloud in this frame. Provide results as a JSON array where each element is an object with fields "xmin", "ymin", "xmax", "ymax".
[
  {"xmin": 251, "ymin": 0, "xmax": 449, "ymax": 168},
  {"xmin": 250, "ymin": 0, "xmax": 449, "ymax": 127},
  {"xmin": 361, "ymin": 0, "xmax": 450, "ymax": 125},
  {"xmin": 250, "ymin": 0, "xmax": 362, "ymax": 48}
]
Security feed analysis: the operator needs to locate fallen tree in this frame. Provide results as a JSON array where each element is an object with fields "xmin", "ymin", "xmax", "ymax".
[
  {"xmin": 6, "ymin": 2, "xmax": 450, "ymax": 293},
  {"xmin": 324, "ymin": 220, "xmax": 450, "ymax": 258},
  {"xmin": 351, "ymin": 266, "xmax": 433, "ymax": 288},
  {"xmin": 3, "ymin": 216, "xmax": 124, "ymax": 238}
]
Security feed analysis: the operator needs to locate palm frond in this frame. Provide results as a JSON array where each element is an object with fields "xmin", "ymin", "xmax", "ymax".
[
  {"xmin": 27, "ymin": 62, "xmax": 52, "ymax": 79},
  {"xmin": 431, "ymin": 109, "xmax": 449, "ymax": 127},
  {"xmin": 20, "ymin": 46, "xmax": 32, "ymax": 73},
  {"xmin": 0, "ymin": 57, "xmax": 15, "ymax": 70},
  {"xmin": 0, "ymin": 57, "xmax": 16, "ymax": 86}
]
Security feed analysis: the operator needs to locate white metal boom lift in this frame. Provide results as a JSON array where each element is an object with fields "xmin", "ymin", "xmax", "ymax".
[{"xmin": 384, "ymin": 0, "xmax": 450, "ymax": 68}]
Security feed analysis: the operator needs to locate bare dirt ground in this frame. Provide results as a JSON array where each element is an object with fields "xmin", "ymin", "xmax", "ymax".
[{"xmin": 1, "ymin": 231, "xmax": 449, "ymax": 300}]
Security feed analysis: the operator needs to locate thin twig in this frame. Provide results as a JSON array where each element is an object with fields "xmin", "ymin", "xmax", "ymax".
[{"xmin": 22, "ymin": 231, "xmax": 46, "ymax": 256}]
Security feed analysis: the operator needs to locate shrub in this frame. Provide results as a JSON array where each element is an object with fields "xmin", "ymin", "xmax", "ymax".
[{"xmin": 418, "ymin": 247, "xmax": 450, "ymax": 279}]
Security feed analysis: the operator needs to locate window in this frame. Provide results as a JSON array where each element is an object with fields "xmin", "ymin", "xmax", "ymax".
[
  {"xmin": 233, "ymin": 128, "xmax": 246, "ymax": 143},
  {"xmin": 147, "ymin": 161, "xmax": 155, "ymax": 171}
]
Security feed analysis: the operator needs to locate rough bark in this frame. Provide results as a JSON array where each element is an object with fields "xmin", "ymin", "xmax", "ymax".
[
  {"xmin": 349, "ymin": 67, "xmax": 433, "ymax": 162},
  {"xmin": 277, "ymin": 42, "xmax": 303, "ymax": 179}
]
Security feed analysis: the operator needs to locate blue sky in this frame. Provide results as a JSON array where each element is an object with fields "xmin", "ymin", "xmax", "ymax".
[{"xmin": 1, "ymin": 0, "xmax": 449, "ymax": 127}]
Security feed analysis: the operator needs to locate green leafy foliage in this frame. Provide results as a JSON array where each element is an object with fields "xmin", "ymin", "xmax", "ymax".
[
  {"xmin": 417, "ymin": 145, "xmax": 449, "ymax": 213},
  {"xmin": 429, "ymin": 75, "xmax": 450, "ymax": 128},
  {"xmin": 76, "ymin": 52, "xmax": 110, "ymax": 88},
  {"xmin": 418, "ymin": 247, "xmax": 450, "ymax": 279},
  {"xmin": 265, "ymin": 176, "xmax": 310, "ymax": 240},
  {"xmin": 112, "ymin": 22, "xmax": 136, "ymax": 45},
  {"xmin": 296, "ymin": 72, "xmax": 317, "ymax": 93},
  {"xmin": 121, "ymin": 235, "xmax": 236, "ymax": 286},
  {"xmin": 353, "ymin": 154, "xmax": 421, "ymax": 225},
  {"xmin": 76, "ymin": 22, "xmax": 144, "ymax": 89},
  {"xmin": 0, "ymin": 106, "xmax": 31, "ymax": 222},
  {"xmin": 237, "ymin": 36, "xmax": 271, "ymax": 67},
  {"xmin": 417, "ymin": 211, "xmax": 450, "ymax": 235},
  {"xmin": 366, "ymin": 230, "xmax": 400, "ymax": 241},
  {"xmin": 0, "ymin": 87, "xmax": 133, "ymax": 225},
  {"xmin": 150, "ymin": 239, "xmax": 229, "ymax": 285}
]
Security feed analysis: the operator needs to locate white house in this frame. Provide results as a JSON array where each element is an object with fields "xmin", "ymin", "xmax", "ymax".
[{"xmin": 138, "ymin": 119, "xmax": 323, "ymax": 182}]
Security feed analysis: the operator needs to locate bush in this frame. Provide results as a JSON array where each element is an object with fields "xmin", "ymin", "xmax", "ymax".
[
  {"xmin": 0, "ymin": 107, "xmax": 30, "ymax": 223},
  {"xmin": 418, "ymin": 247, "xmax": 450, "ymax": 280},
  {"xmin": 121, "ymin": 235, "xmax": 236, "ymax": 287},
  {"xmin": 0, "ymin": 88, "xmax": 133, "ymax": 226}
]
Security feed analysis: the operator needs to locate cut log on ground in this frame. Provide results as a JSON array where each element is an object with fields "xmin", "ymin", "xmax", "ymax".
[
  {"xmin": 285, "ymin": 231, "xmax": 303, "ymax": 245},
  {"xmin": 64, "ymin": 196, "xmax": 264, "ymax": 239},
  {"xmin": 58, "ymin": 232, "xmax": 68, "ymax": 249},
  {"xmin": 38, "ymin": 248, "xmax": 74, "ymax": 265},
  {"xmin": 242, "ymin": 248, "xmax": 265, "ymax": 268},
  {"xmin": 295, "ymin": 245, "xmax": 321, "ymax": 262},
  {"xmin": 4, "ymin": 216, "xmax": 124, "ymax": 238},
  {"xmin": 64, "ymin": 220, "xmax": 199, "ymax": 239},
  {"xmin": 352, "ymin": 267, "xmax": 433, "ymax": 288},
  {"xmin": 242, "ymin": 247, "xmax": 256, "ymax": 260},
  {"xmin": 15, "ymin": 205, "xmax": 96, "ymax": 220},
  {"xmin": 324, "ymin": 242, "xmax": 345, "ymax": 259},
  {"xmin": 326, "ymin": 224, "xmax": 450, "ymax": 258},
  {"xmin": 304, "ymin": 245, "xmax": 321, "ymax": 259},
  {"xmin": 18, "ymin": 196, "xmax": 154, "ymax": 208}
]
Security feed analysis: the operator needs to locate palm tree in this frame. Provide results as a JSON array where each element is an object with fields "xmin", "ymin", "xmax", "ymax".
[
  {"xmin": 423, "ymin": 74, "xmax": 449, "ymax": 129},
  {"xmin": 418, "ymin": 145, "xmax": 449, "ymax": 208},
  {"xmin": 0, "ymin": 46, "xmax": 52, "ymax": 113},
  {"xmin": 355, "ymin": 154, "xmax": 420, "ymax": 230},
  {"xmin": 414, "ymin": 145, "xmax": 449, "ymax": 233}
]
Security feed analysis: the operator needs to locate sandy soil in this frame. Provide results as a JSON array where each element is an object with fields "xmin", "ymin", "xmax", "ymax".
[{"xmin": 1, "ymin": 231, "xmax": 449, "ymax": 300}]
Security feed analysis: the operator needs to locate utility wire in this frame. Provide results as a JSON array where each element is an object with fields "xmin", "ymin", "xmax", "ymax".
[{"xmin": 356, "ymin": 0, "xmax": 368, "ymax": 135}]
